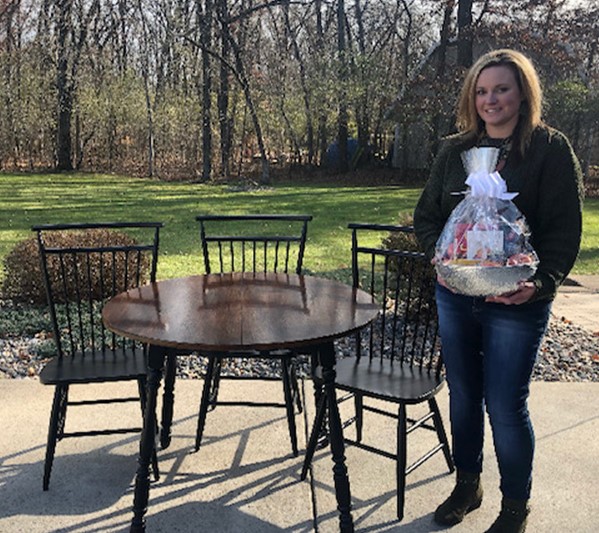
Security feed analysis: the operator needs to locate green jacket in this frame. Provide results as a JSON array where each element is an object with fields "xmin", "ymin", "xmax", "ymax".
[{"xmin": 414, "ymin": 126, "xmax": 584, "ymax": 302}]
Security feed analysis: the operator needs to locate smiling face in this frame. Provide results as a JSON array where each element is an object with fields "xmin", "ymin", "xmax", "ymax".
[{"xmin": 475, "ymin": 65, "xmax": 523, "ymax": 138}]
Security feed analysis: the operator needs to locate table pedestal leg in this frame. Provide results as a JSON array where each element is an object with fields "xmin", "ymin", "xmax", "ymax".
[
  {"xmin": 131, "ymin": 345, "xmax": 164, "ymax": 533},
  {"xmin": 309, "ymin": 348, "xmax": 329, "ymax": 447},
  {"xmin": 160, "ymin": 351, "xmax": 177, "ymax": 449},
  {"xmin": 319, "ymin": 342, "xmax": 354, "ymax": 533}
]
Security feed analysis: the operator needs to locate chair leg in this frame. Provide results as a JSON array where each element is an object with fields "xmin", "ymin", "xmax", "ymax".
[
  {"xmin": 429, "ymin": 397, "xmax": 455, "ymax": 473},
  {"xmin": 138, "ymin": 378, "xmax": 160, "ymax": 481},
  {"xmin": 43, "ymin": 385, "xmax": 68, "ymax": 491},
  {"xmin": 396, "ymin": 403, "xmax": 407, "ymax": 521},
  {"xmin": 289, "ymin": 357, "xmax": 303, "ymax": 414},
  {"xmin": 57, "ymin": 384, "xmax": 68, "ymax": 439},
  {"xmin": 281, "ymin": 356, "xmax": 299, "ymax": 457},
  {"xmin": 150, "ymin": 450, "xmax": 160, "ymax": 482},
  {"xmin": 354, "ymin": 393, "xmax": 364, "ymax": 442},
  {"xmin": 208, "ymin": 358, "xmax": 223, "ymax": 409},
  {"xmin": 195, "ymin": 355, "xmax": 218, "ymax": 452},
  {"xmin": 160, "ymin": 353, "xmax": 178, "ymax": 449},
  {"xmin": 301, "ymin": 392, "xmax": 328, "ymax": 480}
]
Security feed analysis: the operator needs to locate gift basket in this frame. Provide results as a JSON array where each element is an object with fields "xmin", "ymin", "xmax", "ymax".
[{"xmin": 434, "ymin": 147, "xmax": 538, "ymax": 296}]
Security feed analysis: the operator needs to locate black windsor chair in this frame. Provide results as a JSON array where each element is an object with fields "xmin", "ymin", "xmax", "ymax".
[
  {"xmin": 301, "ymin": 223, "xmax": 454, "ymax": 520},
  {"xmin": 193, "ymin": 214, "xmax": 313, "ymax": 457},
  {"xmin": 33, "ymin": 222, "xmax": 162, "ymax": 490}
]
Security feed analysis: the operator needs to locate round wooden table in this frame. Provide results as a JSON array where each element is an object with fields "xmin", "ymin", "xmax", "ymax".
[{"xmin": 103, "ymin": 272, "xmax": 379, "ymax": 533}]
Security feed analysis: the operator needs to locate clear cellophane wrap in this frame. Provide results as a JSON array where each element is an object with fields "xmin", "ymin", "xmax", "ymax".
[{"xmin": 434, "ymin": 147, "xmax": 538, "ymax": 296}]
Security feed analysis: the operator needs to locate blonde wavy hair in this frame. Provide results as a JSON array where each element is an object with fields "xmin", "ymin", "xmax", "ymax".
[{"xmin": 455, "ymin": 49, "xmax": 544, "ymax": 156}]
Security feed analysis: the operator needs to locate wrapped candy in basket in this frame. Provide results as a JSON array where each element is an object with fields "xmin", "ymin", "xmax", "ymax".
[{"xmin": 434, "ymin": 147, "xmax": 538, "ymax": 297}]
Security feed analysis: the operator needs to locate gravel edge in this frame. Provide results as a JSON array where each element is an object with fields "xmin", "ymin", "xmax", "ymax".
[{"xmin": 2, "ymin": 314, "xmax": 598, "ymax": 382}]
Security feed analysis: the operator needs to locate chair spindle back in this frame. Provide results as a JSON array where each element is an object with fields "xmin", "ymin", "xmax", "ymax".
[
  {"xmin": 349, "ymin": 223, "xmax": 441, "ymax": 375},
  {"xmin": 34, "ymin": 222, "xmax": 162, "ymax": 359},
  {"xmin": 196, "ymin": 214, "xmax": 312, "ymax": 275}
]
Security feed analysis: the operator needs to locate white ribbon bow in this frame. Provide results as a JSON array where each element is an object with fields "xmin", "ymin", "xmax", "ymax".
[
  {"xmin": 465, "ymin": 170, "xmax": 518, "ymax": 200},
  {"xmin": 461, "ymin": 147, "xmax": 518, "ymax": 200}
]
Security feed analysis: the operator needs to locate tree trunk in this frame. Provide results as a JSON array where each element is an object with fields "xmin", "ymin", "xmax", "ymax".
[
  {"xmin": 55, "ymin": 0, "xmax": 73, "ymax": 171},
  {"xmin": 457, "ymin": 0, "xmax": 473, "ymax": 68},
  {"xmin": 74, "ymin": 111, "xmax": 81, "ymax": 169},
  {"xmin": 337, "ymin": 0, "xmax": 348, "ymax": 172},
  {"xmin": 138, "ymin": 0, "xmax": 155, "ymax": 177},
  {"xmin": 438, "ymin": 0, "xmax": 454, "ymax": 76},
  {"xmin": 216, "ymin": 0, "xmax": 232, "ymax": 178},
  {"xmin": 118, "ymin": 0, "xmax": 128, "ymax": 72},
  {"xmin": 392, "ymin": 0, "xmax": 413, "ymax": 172},
  {"xmin": 227, "ymin": 30, "xmax": 270, "ymax": 184},
  {"xmin": 315, "ymin": 0, "xmax": 327, "ymax": 166},
  {"xmin": 283, "ymin": 3, "xmax": 314, "ymax": 166},
  {"xmin": 3, "ymin": 0, "xmax": 20, "ymax": 168},
  {"xmin": 353, "ymin": 0, "xmax": 369, "ymax": 162},
  {"xmin": 54, "ymin": 0, "xmax": 99, "ymax": 171},
  {"xmin": 429, "ymin": 0, "xmax": 455, "ymax": 160},
  {"xmin": 199, "ymin": 0, "xmax": 214, "ymax": 182}
]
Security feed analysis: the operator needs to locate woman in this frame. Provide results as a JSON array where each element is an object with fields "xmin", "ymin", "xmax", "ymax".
[{"xmin": 414, "ymin": 49, "xmax": 583, "ymax": 533}]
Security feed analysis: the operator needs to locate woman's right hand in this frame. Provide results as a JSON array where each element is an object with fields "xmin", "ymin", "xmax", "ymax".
[
  {"xmin": 431, "ymin": 257, "xmax": 455, "ymax": 292},
  {"xmin": 436, "ymin": 274, "xmax": 455, "ymax": 292}
]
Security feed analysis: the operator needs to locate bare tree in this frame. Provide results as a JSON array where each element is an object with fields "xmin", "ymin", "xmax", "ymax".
[
  {"xmin": 314, "ymin": 0, "xmax": 328, "ymax": 165},
  {"xmin": 54, "ymin": 0, "xmax": 100, "ymax": 171},
  {"xmin": 283, "ymin": 2, "xmax": 315, "ymax": 165},
  {"xmin": 457, "ymin": 0, "xmax": 472, "ymax": 67},
  {"xmin": 137, "ymin": 0, "xmax": 156, "ymax": 177},
  {"xmin": 0, "ymin": 0, "xmax": 596, "ymax": 178},
  {"xmin": 336, "ymin": 0, "xmax": 348, "ymax": 172},
  {"xmin": 429, "ymin": 0, "xmax": 456, "ymax": 156},
  {"xmin": 216, "ymin": 0, "xmax": 232, "ymax": 177},
  {"xmin": 199, "ymin": 0, "xmax": 213, "ymax": 181},
  {"xmin": 1, "ymin": 0, "xmax": 21, "ymax": 168}
]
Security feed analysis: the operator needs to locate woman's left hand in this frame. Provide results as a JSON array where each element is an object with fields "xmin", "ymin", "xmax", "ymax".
[{"xmin": 485, "ymin": 281, "xmax": 537, "ymax": 305}]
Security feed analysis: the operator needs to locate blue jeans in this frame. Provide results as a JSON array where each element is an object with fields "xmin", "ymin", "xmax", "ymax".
[{"xmin": 436, "ymin": 284, "xmax": 551, "ymax": 500}]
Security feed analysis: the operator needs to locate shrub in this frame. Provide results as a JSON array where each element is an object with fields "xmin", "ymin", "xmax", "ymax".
[
  {"xmin": 2, "ymin": 229, "xmax": 150, "ymax": 304},
  {"xmin": 381, "ymin": 212, "xmax": 423, "ymax": 254},
  {"xmin": 0, "ymin": 300, "xmax": 53, "ymax": 336},
  {"xmin": 382, "ymin": 212, "xmax": 436, "ymax": 310}
]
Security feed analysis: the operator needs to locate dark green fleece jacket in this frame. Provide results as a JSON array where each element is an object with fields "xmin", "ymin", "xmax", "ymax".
[{"xmin": 414, "ymin": 126, "xmax": 584, "ymax": 302}]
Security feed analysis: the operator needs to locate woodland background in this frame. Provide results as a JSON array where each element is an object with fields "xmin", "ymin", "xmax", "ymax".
[{"xmin": 0, "ymin": 0, "xmax": 597, "ymax": 184}]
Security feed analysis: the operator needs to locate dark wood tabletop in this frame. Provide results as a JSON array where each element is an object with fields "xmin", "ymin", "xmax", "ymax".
[
  {"xmin": 102, "ymin": 272, "xmax": 378, "ymax": 533},
  {"xmin": 102, "ymin": 272, "xmax": 378, "ymax": 352}
]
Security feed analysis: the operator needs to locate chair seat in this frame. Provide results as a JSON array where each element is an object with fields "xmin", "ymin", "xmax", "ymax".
[
  {"xmin": 39, "ymin": 351, "xmax": 148, "ymax": 385},
  {"xmin": 334, "ymin": 357, "xmax": 445, "ymax": 404}
]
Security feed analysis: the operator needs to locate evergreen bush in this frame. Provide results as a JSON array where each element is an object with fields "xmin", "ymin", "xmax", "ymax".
[
  {"xmin": 382, "ymin": 213, "xmax": 436, "ymax": 308},
  {"xmin": 2, "ymin": 229, "xmax": 149, "ymax": 304}
]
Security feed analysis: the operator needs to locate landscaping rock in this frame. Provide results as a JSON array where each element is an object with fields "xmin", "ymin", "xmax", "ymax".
[{"xmin": 2, "ymin": 314, "xmax": 598, "ymax": 382}]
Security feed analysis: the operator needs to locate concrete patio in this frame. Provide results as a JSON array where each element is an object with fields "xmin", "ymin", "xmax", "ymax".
[{"xmin": 1, "ymin": 377, "xmax": 598, "ymax": 532}]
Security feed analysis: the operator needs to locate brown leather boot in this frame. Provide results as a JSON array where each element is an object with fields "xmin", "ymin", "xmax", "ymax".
[
  {"xmin": 485, "ymin": 498, "xmax": 529, "ymax": 533},
  {"xmin": 434, "ymin": 470, "xmax": 483, "ymax": 526}
]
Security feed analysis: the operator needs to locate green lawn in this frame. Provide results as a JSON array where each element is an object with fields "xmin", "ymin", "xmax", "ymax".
[{"xmin": 2, "ymin": 172, "xmax": 598, "ymax": 281}]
